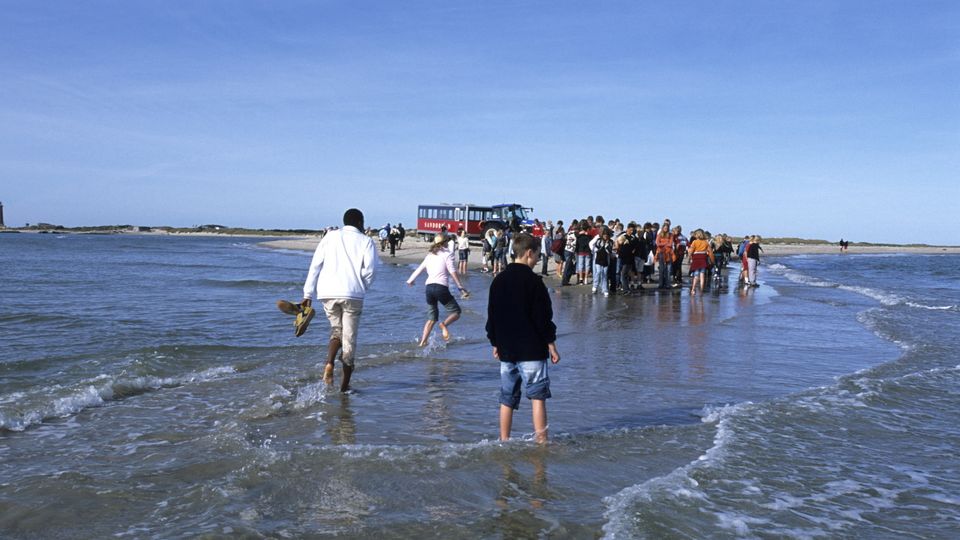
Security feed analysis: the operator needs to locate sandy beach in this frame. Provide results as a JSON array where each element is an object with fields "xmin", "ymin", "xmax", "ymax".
[{"xmin": 261, "ymin": 236, "xmax": 960, "ymax": 269}]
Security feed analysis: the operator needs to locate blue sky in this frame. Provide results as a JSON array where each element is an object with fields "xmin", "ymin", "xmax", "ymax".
[{"xmin": 1, "ymin": 1, "xmax": 957, "ymax": 243}]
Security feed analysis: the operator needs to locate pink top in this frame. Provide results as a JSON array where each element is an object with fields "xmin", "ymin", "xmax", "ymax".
[{"xmin": 407, "ymin": 250, "xmax": 457, "ymax": 287}]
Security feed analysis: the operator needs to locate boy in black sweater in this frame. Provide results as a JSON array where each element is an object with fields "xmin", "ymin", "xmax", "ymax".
[{"xmin": 486, "ymin": 233, "xmax": 561, "ymax": 443}]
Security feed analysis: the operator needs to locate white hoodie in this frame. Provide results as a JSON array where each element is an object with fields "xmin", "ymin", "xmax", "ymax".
[{"xmin": 303, "ymin": 226, "xmax": 378, "ymax": 301}]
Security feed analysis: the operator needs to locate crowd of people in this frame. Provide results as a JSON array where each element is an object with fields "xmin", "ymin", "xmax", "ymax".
[
  {"xmin": 441, "ymin": 216, "xmax": 764, "ymax": 295},
  {"xmin": 377, "ymin": 223, "xmax": 406, "ymax": 257}
]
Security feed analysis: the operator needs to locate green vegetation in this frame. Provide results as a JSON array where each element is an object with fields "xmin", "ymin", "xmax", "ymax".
[
  {"xmin": 761, "ymin": 237, "xmax": 832, "ymax": 245},
  {"xmin": 14, "ymin": 224, "xmax": 320, "ymax": 236},
  {"xmin": 763, "ymin": 237, "xmax": 949, "ymax": 248},
  {"xmin": 156, "ymin": 226, "xmax": 320, "ymax": 236}
]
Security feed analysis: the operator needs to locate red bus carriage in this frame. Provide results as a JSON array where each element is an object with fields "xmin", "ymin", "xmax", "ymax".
[{"xmin": 416, "ymin": 203, "xmax": 543, "ymax": 239}]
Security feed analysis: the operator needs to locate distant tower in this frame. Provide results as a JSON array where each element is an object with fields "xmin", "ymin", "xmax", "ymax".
[{"xmin": 0, "ymin": 201, "xmax": 5, "ymax": 228}]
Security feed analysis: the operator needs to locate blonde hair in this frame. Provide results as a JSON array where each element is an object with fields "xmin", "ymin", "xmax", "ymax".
[{"xmin": 429, "ymin": 234, "xmax": 447, "ymax": 254}]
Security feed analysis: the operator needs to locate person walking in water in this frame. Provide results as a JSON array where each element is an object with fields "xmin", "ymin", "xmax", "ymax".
[
  {"xmin": 687, "ymin": 229, "xmax": 715, "ymax": 296},
  {"xmin": 407, "ymin": 234, "xmax": 469, "ymax": 346},
  {"xmin": 302, "ymin": 208, "xmax": 378, "ymax": 393},
  {"xmin": 486, "ymin": 233, "xmax": 561, "ymax": 444},
  {"xmin": 746, "ymin": 235, "xmax": 763, "ymax": 287}
]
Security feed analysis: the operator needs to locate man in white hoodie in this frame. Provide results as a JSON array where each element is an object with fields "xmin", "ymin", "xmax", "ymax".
[{"xmin": 302, "ymin": 208, "xmax": 378, "ymax": 392}]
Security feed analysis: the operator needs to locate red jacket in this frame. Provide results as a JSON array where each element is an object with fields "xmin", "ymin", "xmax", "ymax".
[{"xmin": 655, "ymin": 234, "xmax": 675, "ymax": 263}]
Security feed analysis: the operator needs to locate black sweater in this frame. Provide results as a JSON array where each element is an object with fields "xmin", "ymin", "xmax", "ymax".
[{"xmin": 485, "ymin": 263, "xmax": 557, "ymax": 361}]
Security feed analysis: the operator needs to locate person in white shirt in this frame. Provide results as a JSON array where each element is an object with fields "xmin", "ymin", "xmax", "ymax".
[
  {"xmin": 407, "ymin": 234, "xmax": 469, "ymax": 347},
  {"xmin": 302, "ymin": 208, "xmax": 378, "ymax": 392},
  {"xmin": 456, "ymin": 228, "xmax": 471, "ymax": 275}
]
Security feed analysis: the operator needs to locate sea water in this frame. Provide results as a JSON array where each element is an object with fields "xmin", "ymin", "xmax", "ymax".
[{"xmin": 1, "ymin": 235, "xmax": 958, "ymax": 538}]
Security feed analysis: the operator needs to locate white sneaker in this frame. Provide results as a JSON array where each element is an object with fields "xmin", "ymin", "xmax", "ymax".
[
  {"xmin": 591, "ymin": 288, "xmax": 597, "ymax": 294},
  {"xmin": 604, "ymin": 292, "xmax": 610, "ymax": 297}
]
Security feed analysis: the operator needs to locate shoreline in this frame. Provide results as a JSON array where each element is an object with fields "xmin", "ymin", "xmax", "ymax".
[
  {"xmin": 260, "ymin": 236, "xmax": 960, "ymax": 295},
  {"xmin": 259, "ymin": 237, "xmax": 960, "ymax": 263},
  {"xmin": 7, "ymin": 227, "xmax": 959, "ymax": 256},
  {"xmin": 2, "ymin": 229, "xmax": 298, "ymax": 239}
]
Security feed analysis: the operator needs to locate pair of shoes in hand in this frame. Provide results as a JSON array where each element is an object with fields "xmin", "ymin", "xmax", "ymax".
[{"xmin": 277, "ymin": 300, "xmax": 315, "ymax": 337}]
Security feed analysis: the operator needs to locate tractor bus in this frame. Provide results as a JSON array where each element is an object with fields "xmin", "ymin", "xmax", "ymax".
[{"xmin": 416, "ymin": 203, "xmax": 543, "ymax": 240}]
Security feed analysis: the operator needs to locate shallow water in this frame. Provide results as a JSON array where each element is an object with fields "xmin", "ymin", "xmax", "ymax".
[{"xmin": 1, "ymin": 236, "xmax": 958, "ymax": 538}]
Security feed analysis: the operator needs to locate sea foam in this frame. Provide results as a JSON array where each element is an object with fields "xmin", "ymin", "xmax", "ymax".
[{"xmin": 0, "ymin": 365, "xmax": 236, "ymax": 432}]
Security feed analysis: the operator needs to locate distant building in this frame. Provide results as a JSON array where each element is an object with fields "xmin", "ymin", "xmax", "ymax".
[{"xmin": 0, "ymin": 201, "xmax": 5, "ymax": 228}]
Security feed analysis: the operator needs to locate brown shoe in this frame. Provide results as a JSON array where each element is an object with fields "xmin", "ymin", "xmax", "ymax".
[
  {"xmin": 294, "ymin": 306, "xmax": 315, "ymax": 337},
  {"xmin": 276, "ymin": 299, "xmax": 301, "ymax": 315}
]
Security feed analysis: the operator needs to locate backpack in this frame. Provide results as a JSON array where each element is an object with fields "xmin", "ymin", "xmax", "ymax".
[
  {"xmin": 550, "ymin": 238, "xmax": 564, "ymax": 254},
  {"xmin": 595, "ymin": 242, "xmax": 610, "ymax": 267}
]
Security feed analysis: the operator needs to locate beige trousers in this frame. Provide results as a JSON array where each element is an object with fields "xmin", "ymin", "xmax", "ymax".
[{"xmin": 321, "ymin": 298, "xmax": 364, "ymax": 367}]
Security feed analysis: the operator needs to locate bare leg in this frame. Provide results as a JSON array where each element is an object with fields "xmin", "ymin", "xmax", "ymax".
[
  {"xmin": 418, "ymin": 320, "xmax": 436, "ymax": 347},
  {"xmin": 340, "ymin": 364, "xmax": 353, "ymax": 393},
  {"xmin": 499, "ymin": 404, "xmax": 514, "ymax": 441},
  {"xmin": 438, "ymin": 312, "xmax": 460, "ymax": 341},
  {"xmin": 532, "ymin": 399, "xmax": 548, "ymax": 444},
  {"xmin": 324, "ymin": 337, "xmax": 341, "ymax": 384}
]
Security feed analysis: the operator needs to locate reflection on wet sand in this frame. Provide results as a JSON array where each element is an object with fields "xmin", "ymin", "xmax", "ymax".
[
  {"xmin": 494, "ymin": 448, "xmax": 552, "ymax": 536},
  {"xmin": 423, "ymin": 360, "xmax": 455, "ymax": 440},
  {"xmin": 326, "ymin": 394, "xmax": 356, "ymax": 445}
]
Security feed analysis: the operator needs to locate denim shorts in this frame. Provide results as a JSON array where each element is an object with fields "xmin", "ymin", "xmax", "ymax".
[
  {"xmin": 425, "ymin": 283, "xmax": 461, "ymax": 321},
  {"xmin": 458, "ymin": 249, "xmax": 469, "ymax": 261},
  {"xmin": 499, "ymin": 360, "xmax": 551, "ymax": 409},
  {"xmin": 576, "ymin": 254, "xmax": 591, "ymax": 272}
]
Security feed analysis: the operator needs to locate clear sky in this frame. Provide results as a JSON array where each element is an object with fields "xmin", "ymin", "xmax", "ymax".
[{"xmin": 1, "ymin": 1, "xmax": 957, "ymax": 243}]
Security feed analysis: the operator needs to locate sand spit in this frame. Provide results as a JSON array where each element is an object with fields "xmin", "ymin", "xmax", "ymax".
[{"xmin": 260, "ymin": 237, "xmax": 960, "ymax": 262}]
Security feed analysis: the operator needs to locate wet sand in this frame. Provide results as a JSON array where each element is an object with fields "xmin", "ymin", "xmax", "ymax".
[{"xmin": 260, "ymin": 236, "xmax": 960, "ymax": 281}]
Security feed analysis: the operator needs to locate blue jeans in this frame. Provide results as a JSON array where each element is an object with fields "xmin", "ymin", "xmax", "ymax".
[
  {"xmin": 593, "ymin": 264, "xmax": 609, "ymax": 294},
  {"xmin": 658, "ymin": 260, "xmax": 672, "ymax": 288},
  {"xmin": 499, "ymin": 360, "xmax": 551, "ymax": 409},
  {"xmin": 620, "ymin": 262, "xmax": 635, "ymax": 291},
  {"xmin": 562, "ymin": 250, "xmax": 576, "ymax": 284}
]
